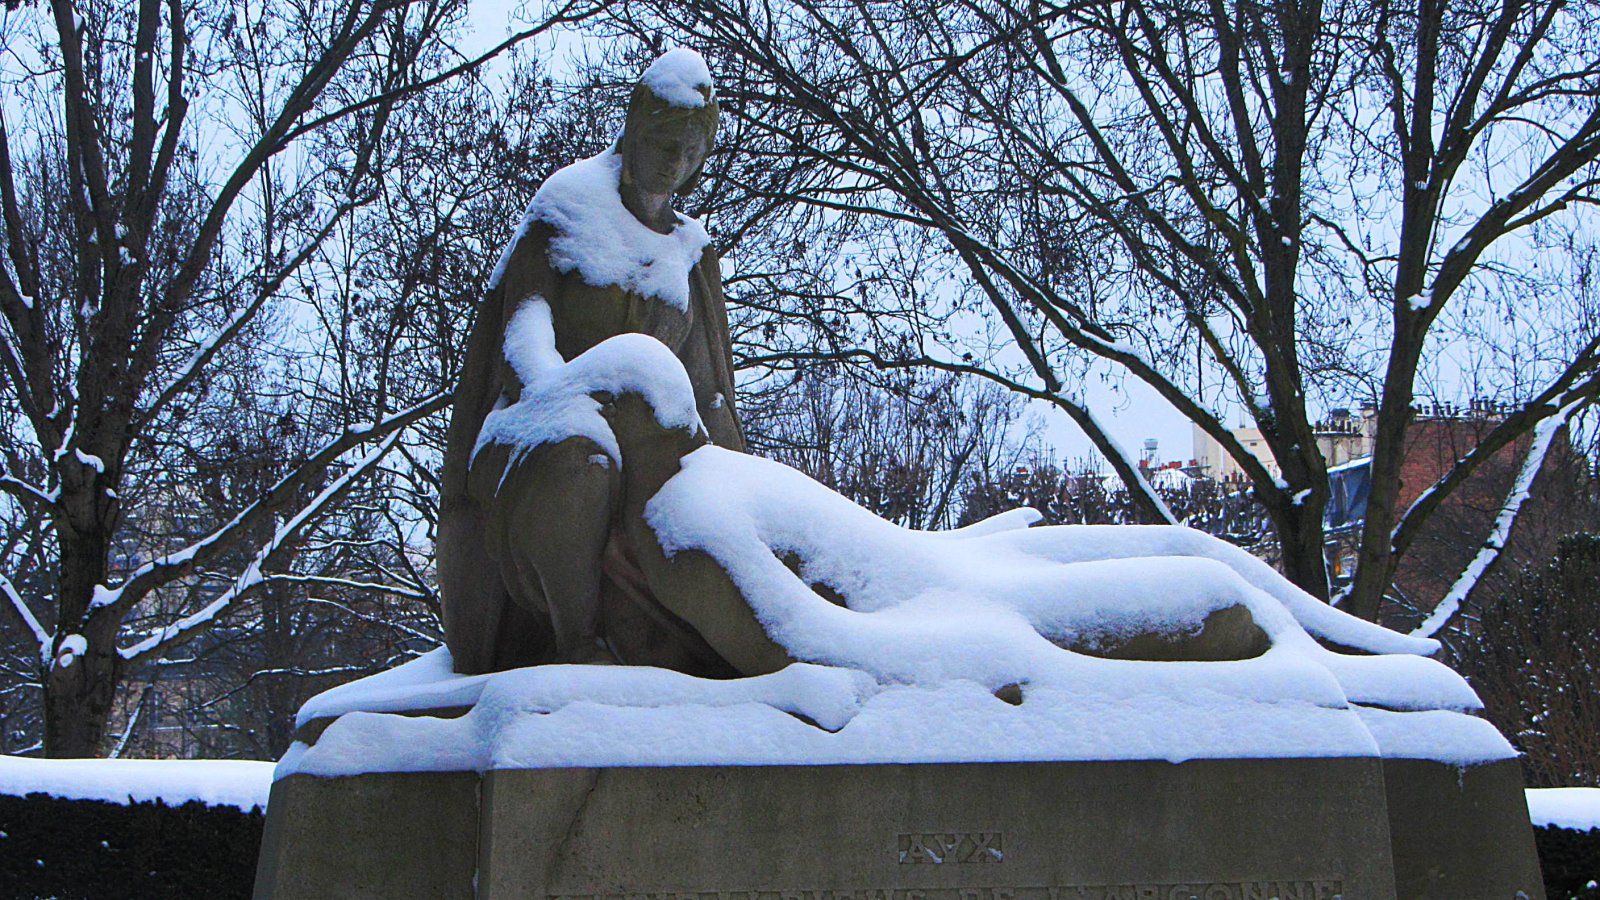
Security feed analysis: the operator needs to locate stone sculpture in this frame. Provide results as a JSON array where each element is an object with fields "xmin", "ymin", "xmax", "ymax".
[
  {"xmin": 257, "ymin": 51, "xmax": 1548, "ymax": 900},
  {"xmin": 436, "ymin": 49, "xmax": 1356, "ymax": 680},
  {"xmin": 438, "ymin": 50, "xmax": 747, "ymax": 676}
]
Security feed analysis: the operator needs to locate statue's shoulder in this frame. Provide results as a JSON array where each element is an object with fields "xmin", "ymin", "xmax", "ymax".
[
  {"xmin": 525, "ymin": 150, "xmax": 625, "ymax": 237},
  {"xmin": 489, "ymin": 152, "xmax": 621, "ymax": 296},
  {"xmin": 488, "ymin": 217, "xmax": 560, "ymax": 308}
]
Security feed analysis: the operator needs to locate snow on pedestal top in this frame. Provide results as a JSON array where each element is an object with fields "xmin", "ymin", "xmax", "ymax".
[{"xmin": 281, "ymin": 637, "xmax": 1509, "ymax": 777}]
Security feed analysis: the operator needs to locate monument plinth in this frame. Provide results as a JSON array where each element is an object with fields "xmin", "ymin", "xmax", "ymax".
[
  {"xmin": 254, "ymin": 652, "xmax": 1545, "ymax": 900},
  {"xmin": 255, "ymin": 752, "xmax": 1543, "ymax": 899},
  {"xmin": 256, "ymin": 49, "xmax": 1544, "ymax": 900}
]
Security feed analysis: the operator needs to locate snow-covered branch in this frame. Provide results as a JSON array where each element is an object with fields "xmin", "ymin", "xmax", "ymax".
[
  {"xmin": 1081, "ymin": 403, "xmax": 1177, "ymax": 524},
  {"xmin": 94, "ymin": 391, "xmax": 448, "ymax": 616},
  {"xmin": 263, "ymin": 573, "xmax": 429, "ymax": 600},
  {"xmin": 119, "ymin": 432, "xmax": 402, "ymax": 665},
  {"xmin": 1411, "ymin": 398, "xmax": 1586, "ymax": 638},
  {"xmin": 0, "ymin": 470, "xmax": 56, "ymax": 509},
  {"xmin": 108, "ymin": 686, "xmax": 152, "ymax": 759},
  {"xmin": 0, "ymin": 572, "xmax": 50, "ymax": 664},
  {"xmin": 1391, "ymin": 363, "xmax": 1600, "ymax": 561}
]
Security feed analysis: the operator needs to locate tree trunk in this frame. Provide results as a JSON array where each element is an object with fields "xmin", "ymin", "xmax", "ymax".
[
  {"xmin": 1345, "ymin": 328, "xmax": 1425, "ymax": 621},
  {"xmin": 1272, "ymin": 500, "xmax": 1331, "ymax": 603},
  {"xmin": 43, "ymin": 524, "xmax": 121, "ymax": 757},
  {"xmin": 44, "ymin": 638, "xmax": 120, "ymax": 758}
]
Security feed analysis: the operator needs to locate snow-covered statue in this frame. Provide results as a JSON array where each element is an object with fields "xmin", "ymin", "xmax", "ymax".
[
  {"xmin": 429, "ymin": 51, "xmax": 1473, "ymax": 736},
  {"xmin": 438, "ymin": 50, "xmax": 744, "ymax": 675},
  {"xmin": 271, "ymin": 55, "xmax": 1535, "ymax": 900}
]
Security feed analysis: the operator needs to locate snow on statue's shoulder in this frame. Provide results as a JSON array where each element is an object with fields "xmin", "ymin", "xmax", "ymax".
[
  {"xmin": 489, "ymin": 149, "xmax": 709, "ymax": 311},
  {"xmin": 641, "ymin": 49, "xmax": 714, "ymax": 108}
]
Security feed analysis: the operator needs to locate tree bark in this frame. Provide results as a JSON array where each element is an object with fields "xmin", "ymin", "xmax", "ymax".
[{"xmin": 44, "ymin": 531, "xmax": 122, "ymax": 757}]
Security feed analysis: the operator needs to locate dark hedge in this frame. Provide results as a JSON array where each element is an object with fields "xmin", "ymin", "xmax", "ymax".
[
  {"xmin": 0, "ymin": 791, "xmax": 262, "ymax": 900},
  {"xmin": 1538, "ymin": 824, "xmax": 1600, "ymax": 899}
]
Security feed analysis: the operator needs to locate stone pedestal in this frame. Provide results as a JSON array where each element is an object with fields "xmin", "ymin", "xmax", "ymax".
[
  {"xmin": 253, "ymin": 756, "xmax": 1546, "ymax": 900},
  {"xmin": 1383, "ymin": 758, "xmax": 1545, "ymax": 898},
  {"xmin": 253, "ymin": 771, "xmax": 479, "ymax": 900}
]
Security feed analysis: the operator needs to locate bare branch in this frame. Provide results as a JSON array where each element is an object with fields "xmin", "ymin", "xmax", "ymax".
[
  {"xmin": 1412, "ymin": 396, "xmax": 1588, "ymax": 638},
  {"xmin": 118, "ymin": 431, "xmax": 405, "ymax": 665},
  {"xmin": 97, "ymin": 391, "xmax": 449, "ymax": 618}
]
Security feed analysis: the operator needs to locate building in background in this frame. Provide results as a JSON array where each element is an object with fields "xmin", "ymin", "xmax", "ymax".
[
  {"xmin": 1191, "ymin": 406, "xmax": 1377, "ymax": 484},
  {"xmin": 1181, "ymin": 400, "xmax": 1584, "ymax": 611}
]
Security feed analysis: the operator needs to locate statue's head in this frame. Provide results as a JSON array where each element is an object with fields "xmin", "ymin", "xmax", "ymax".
[{"xmin": 618, "ymin": 49, "xmax": 720, "ymax": 197}]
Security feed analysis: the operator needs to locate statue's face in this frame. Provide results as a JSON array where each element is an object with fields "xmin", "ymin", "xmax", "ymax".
[{"xmin": 625, "ymin": 117, "xmax": 711, "ymax": 195}]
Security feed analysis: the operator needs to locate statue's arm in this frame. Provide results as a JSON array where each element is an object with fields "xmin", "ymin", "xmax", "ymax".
[
  {"xmin": 442, "ymin": 221, "xmax": 559, "ymax": 498},
  {"xmin": 686, "ymin": 246, "xmax": 747, "ymax": 452},
  {"xmin": 438, "ymin": 220, "xmax": 561, "ymax": 674}
]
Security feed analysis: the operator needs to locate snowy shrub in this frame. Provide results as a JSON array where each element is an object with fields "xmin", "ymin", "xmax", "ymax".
[{"xmin": 1455, "ymin": 534, "xmax": 1600, "ymax": 789}]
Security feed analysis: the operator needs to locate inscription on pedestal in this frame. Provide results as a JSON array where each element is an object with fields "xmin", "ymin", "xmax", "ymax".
[
  {"xmin": 897, "ymin": 832, "xmax": 1004, "ymax": 864},
  {"xmin": 548, "ymin": 881, "xmax": 1346, "ymax": 900},
  {"xmin": 476, "ymin": 761, "xmax": 1403, "ymax": 900}
]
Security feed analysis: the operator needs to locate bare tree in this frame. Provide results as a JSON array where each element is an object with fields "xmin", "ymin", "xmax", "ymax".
[
  {"xmin": 602, "ymin": 0, "xmax": 1600, "ymax": 623},
  {"xmin": 746, "ymin": 365, "xmax": 1039, "ymax": 529},
  {"xmin": 0, "ymin": 0, "xmax": 588, "ymax": 756},
  {"xmin": 961, "ymin": 458, "xmax": 1274, "ymax": 537}
]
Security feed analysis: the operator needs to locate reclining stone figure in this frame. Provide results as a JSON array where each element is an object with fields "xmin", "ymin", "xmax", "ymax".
[{"xmin": 435, "ymin": 50, "xmax": 1437, "ymax": 682}]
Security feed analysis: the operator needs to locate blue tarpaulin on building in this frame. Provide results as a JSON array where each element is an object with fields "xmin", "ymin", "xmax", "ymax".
[{"xmin": 1325, "ymin": 457, "xmax": 1371, "ymax": 530}]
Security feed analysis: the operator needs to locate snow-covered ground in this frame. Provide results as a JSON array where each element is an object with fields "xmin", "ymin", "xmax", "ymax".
[
  {"xmin": 0, "ymin": 755, "xmax": 272, "ymax": 811},
  {"xmin": 1528, "ymin": 788, "xmax": 1600, "ymax": 831}
]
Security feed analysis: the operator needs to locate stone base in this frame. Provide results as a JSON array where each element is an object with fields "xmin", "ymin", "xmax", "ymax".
[{"xmin": 254, "ymin": 758, "xmax": 1544, "ymax": 900}]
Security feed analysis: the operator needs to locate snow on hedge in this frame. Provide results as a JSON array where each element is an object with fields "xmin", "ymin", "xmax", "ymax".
[
  {"xmin": 0, "ymin": 756, "xmax": 272, "ymax": 811},
  {"xmin": 1528, "ymin": 788, "xmax": 1600, "ymax": 831}
]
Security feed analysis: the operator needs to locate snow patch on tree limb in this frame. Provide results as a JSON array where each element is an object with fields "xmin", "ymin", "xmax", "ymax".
[
  {"xmin": 117, "ymin": 433, "xmax": 401, "ymax": 664},
  {"xmin": 1, "ymin": 572, "xmax": 51, "ymax": 664},
  {"xmin": 1411, "ymin": 398, "xmax": 1583, "ymax": 638},
  {"xmin": 1087, "ymin": 403, "xmax": 1177, "ymax": 525}
]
